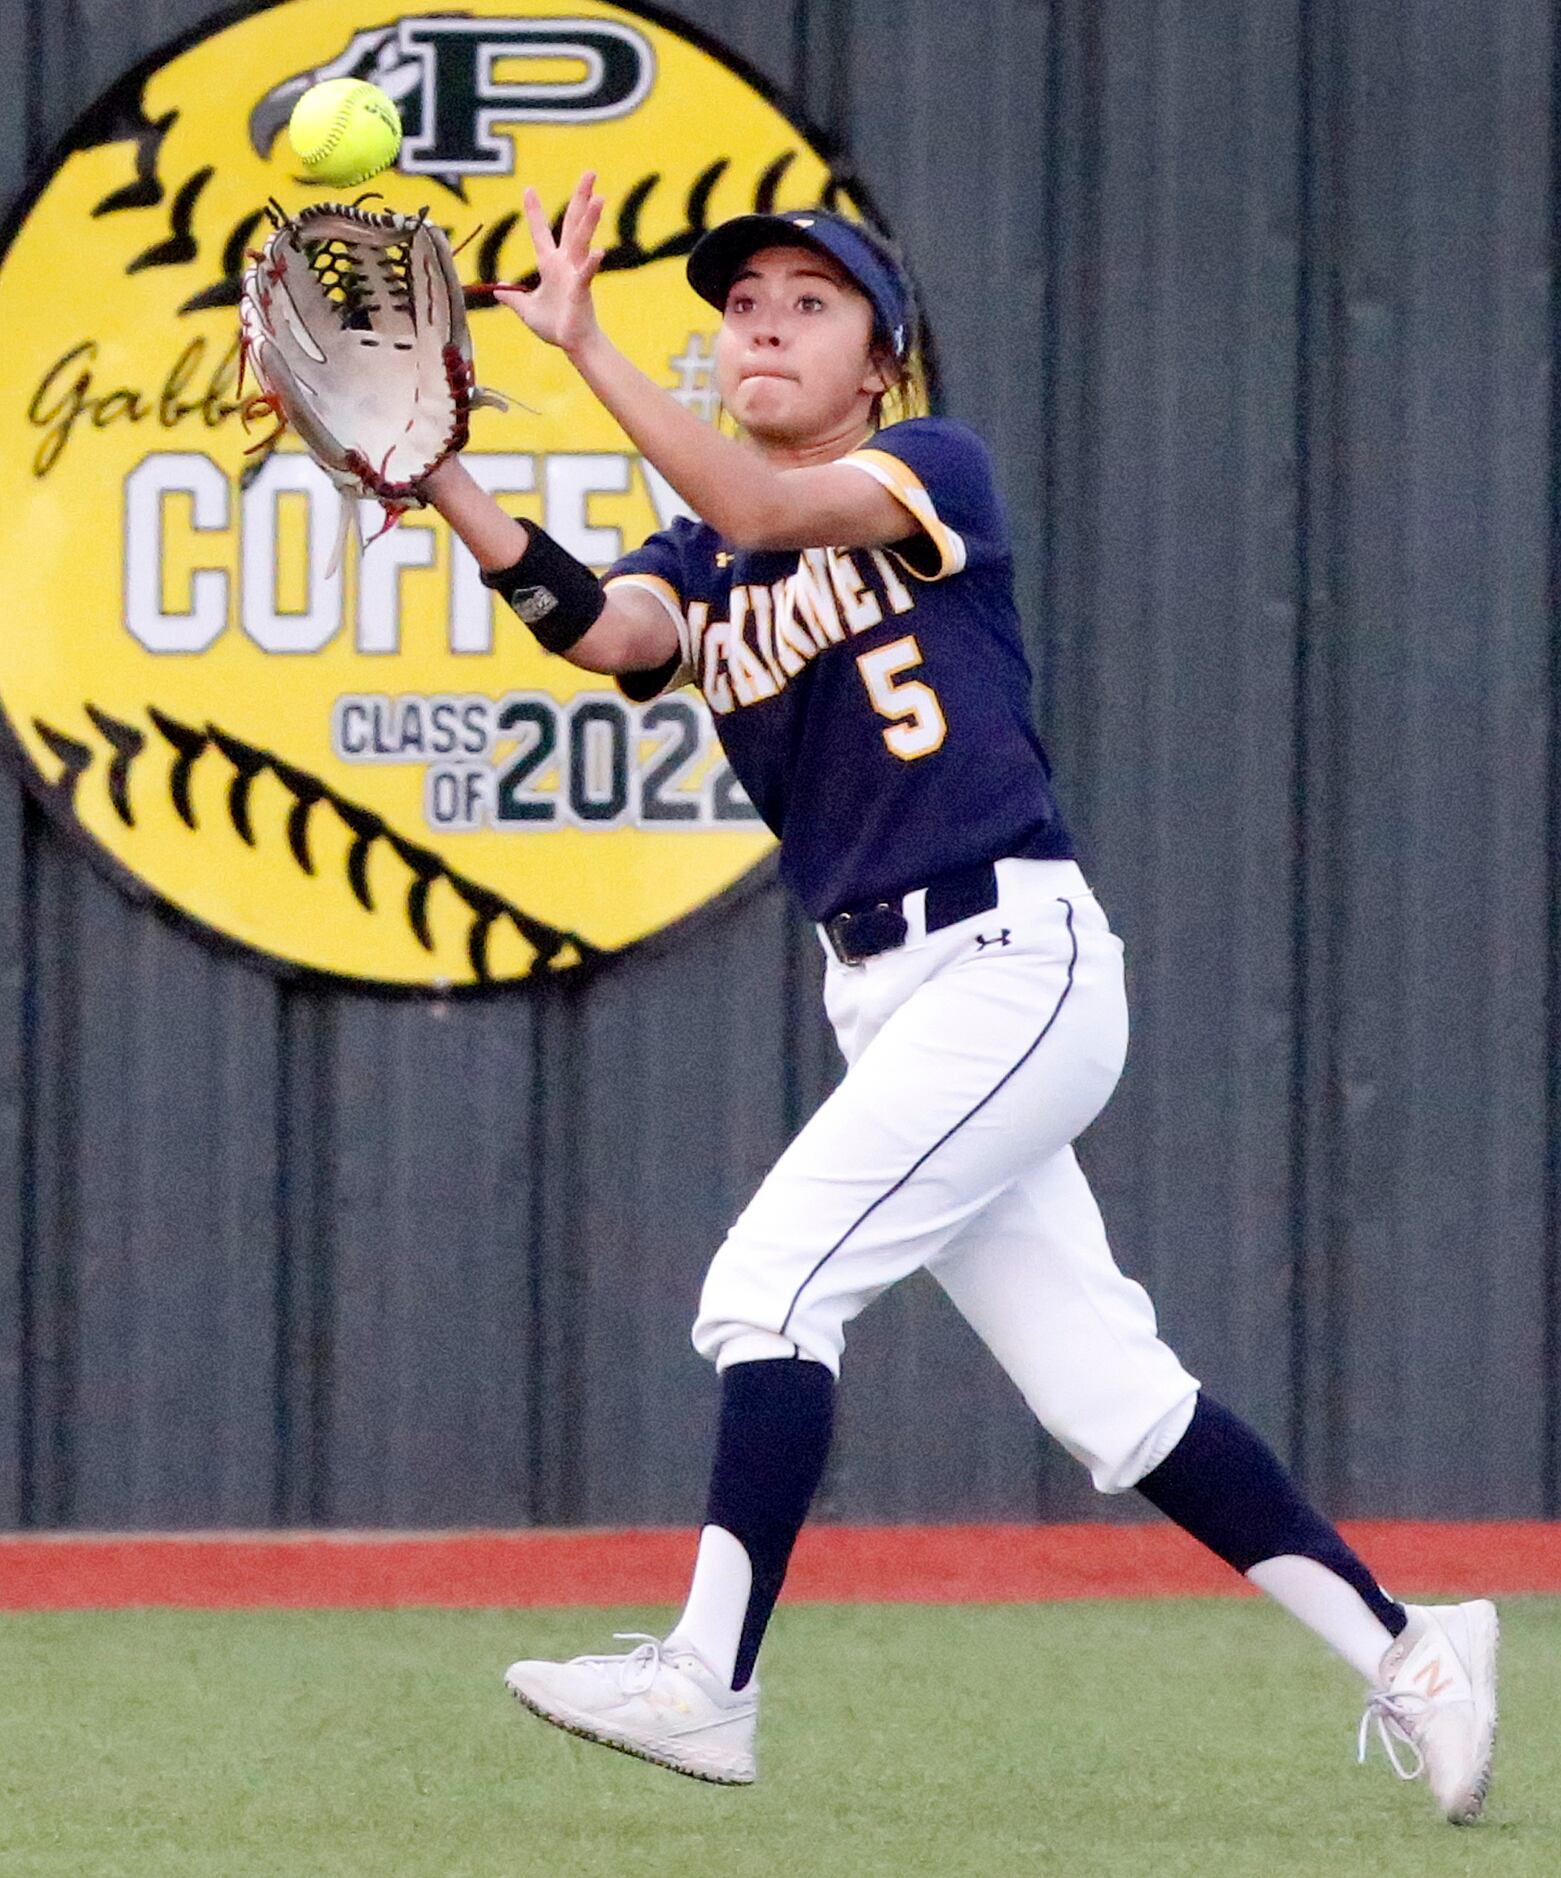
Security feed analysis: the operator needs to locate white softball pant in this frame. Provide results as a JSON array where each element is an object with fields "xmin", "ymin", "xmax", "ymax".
[{"xmin": 692, "ymin": 859, "xmax": 1199, "ymax": 1493}]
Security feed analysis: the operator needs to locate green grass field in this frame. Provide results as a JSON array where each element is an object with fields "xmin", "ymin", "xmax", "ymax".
[{"xmin": 1, "ymin": 1599, "xmax": 1554, "ymax": 1877}]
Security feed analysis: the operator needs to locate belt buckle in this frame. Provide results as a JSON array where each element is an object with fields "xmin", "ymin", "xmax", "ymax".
[{"xmin": 827, "ymin": 902, "xmax": 908, "ymax": 966}]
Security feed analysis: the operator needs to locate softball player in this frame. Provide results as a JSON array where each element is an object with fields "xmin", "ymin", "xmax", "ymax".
[{"xmin": 423, "ymin": 173, "xmax": 1497, "ymax": 1820}]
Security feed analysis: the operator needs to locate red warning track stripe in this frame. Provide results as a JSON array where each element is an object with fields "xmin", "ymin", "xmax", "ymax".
[{"xmin": 0, "ymin": 1521, "xmax": 1554, "ymax": 1611}]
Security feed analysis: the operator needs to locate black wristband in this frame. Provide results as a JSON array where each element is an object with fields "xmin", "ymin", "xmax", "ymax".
[{"xmin": 480, "ymin": 527, "xmax": 606, "ymax": 653}]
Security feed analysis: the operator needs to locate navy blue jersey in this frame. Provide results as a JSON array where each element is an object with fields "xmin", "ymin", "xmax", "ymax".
[{"xmin": 606, "ymin": 417, "xmax": 1074, "ymax": 922}]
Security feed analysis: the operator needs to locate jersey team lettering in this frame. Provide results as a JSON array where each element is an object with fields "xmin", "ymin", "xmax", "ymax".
[
  {"xmin": 678, "ymin": 546, "xmax": 916, "ymax": 714},
  {"xmin": 611, "ymin": 418, "xmax": 1073, "ymax": 922}
]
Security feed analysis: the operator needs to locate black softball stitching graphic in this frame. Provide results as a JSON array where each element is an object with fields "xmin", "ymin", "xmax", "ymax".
[
  {"xmin": 32, "ymin": 720, "xmax": 91, "ymax": 805},
  {"xmin": 90, "ymin": 105, "xmax": 176, "ymax": 217},
  {"xmin": 80, "ymin": 70, "xmax": 862, "ymax": 317},
  {"xmin": 34, "ymin": 703, "xmax": 600, "ymax": 983},
  {"xmin": 84, "ymin": 703, "xmax": 145, "ymax": 827},
  {"xmin": 127, "ymin": 167, "xmax": 212, "ymax": 275},
  {"xmin": 466, "ymin": 156, "xmax": 854, "ymax": 308}
]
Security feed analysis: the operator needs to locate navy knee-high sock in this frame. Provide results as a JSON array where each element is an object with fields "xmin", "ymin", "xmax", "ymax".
[
  {"xmin": 1137, "ymin": 1394, "xmax": 1407, "ymax": 1637},
  {"xmin": 704, "ymin": 1357, "xmax": 835, "ymax": 1690}
]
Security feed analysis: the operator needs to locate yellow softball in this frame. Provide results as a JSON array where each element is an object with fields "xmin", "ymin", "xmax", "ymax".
[{"xmin": 288, "ymin": 78, "xmax": 402, "ymax": 187}]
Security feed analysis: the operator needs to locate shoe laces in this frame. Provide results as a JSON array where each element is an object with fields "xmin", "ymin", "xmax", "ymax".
[
  {"xmin": 573, "ymin": 1633, "xmax": 672, "ymax": 1698},
  {"xmin": 1357, "ymin": 1690, "xmax": 1427, "ymax": 1782}
]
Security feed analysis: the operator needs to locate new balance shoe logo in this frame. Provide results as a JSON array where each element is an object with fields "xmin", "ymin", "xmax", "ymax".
[
  {"xmin": 1412, "ymin": 1656, "xmax": 1455, "ymax": 1701},
  {"xmin": 974, "ymin": 929, "xmax": 1011, "ymax": 949}
]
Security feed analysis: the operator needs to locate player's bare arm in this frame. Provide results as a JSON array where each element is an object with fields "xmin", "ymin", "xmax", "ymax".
[
  {"xmin": 420, "ymin": 456, "xmax": 678, "ymax": 675},
  {"xmin": 499, "ymin": 172, "xmax": 917, "ymax": 553}
]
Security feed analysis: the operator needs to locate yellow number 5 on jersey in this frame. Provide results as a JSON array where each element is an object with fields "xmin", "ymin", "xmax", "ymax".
[{"xmin": 856, "ymin": 635, "xmax": 949, "ymax": 761}]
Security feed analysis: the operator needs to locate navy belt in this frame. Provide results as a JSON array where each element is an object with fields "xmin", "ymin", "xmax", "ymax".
[{"xmin": 824, "ymin": 860, "xmax": 1000, "ymax": 966}]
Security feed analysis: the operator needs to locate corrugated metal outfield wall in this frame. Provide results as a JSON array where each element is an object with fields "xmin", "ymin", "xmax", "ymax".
[{"xmin": 0, "ymin": 0, "xmax": 1556, "ymax": 1529}]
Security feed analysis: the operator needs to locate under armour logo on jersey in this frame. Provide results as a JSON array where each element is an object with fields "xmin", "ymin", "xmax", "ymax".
[{"xmin": 974, "ymin": 929, "xmax": 1011, "ymax": 949}]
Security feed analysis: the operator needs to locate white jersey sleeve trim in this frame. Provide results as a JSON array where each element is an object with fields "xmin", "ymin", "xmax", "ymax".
[
  {"xmin": 604, "ymin": 573, "xmax": 694, "ymax": 698},
  {"xmin": 839, "ymin": 448, "xmax": 968, "ymax": 581},
  {"xmin": 605, "ymin": 572, "xmax": 691, "ymax": 662}
]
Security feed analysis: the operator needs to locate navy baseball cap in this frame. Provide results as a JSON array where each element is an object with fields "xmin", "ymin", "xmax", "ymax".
[{"xmin": 687, "ymin": 210, "xmax": 915, "ymax": 361}]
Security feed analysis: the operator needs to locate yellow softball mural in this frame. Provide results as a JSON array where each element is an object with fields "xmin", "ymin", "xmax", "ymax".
[{"xmin": 0, "ymin": 0, "xmax": 903, "ymax": 988}]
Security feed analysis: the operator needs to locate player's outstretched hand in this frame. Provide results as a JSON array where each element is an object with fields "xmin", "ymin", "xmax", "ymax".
[{"xmin": 498, "ymin": 171, "xmax": 605, "ymax": 355}]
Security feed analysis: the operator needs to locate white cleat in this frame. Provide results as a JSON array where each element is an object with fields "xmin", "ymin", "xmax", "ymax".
[
  {"xmin": 1358, "ymin": 1600, "xmax": 1499, "ymax": 1824},
  {"xmin": 504, "ymin": 1633, "xmax": 758, "ymax": 1785}
]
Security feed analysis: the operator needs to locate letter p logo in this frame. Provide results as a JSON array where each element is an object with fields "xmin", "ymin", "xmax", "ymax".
[{"xmin": 399, "ymin": 17, "xmax": 656, "ymax": 176}]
